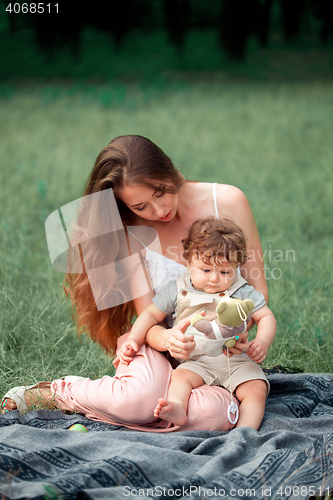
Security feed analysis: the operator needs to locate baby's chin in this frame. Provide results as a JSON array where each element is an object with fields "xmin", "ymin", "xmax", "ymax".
[{"xmin": 194, "ymin": 285, "xmax": 226, "ymax": 293}]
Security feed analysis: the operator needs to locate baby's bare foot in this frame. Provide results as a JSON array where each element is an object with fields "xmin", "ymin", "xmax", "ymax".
[{"xmin": 154, "ymin": 398, "xmax": 188, "ymax": 426}]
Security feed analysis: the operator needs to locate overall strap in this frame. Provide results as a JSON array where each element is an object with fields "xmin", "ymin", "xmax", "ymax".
[{"xmin": 175, "ymin": 274, "xmax": 220, "ymax": 324}]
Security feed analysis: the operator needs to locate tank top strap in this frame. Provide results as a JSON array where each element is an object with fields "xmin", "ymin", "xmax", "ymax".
[
  {"xmin": 127, "ymin": 229, "xmax": 147, "ymax": 248},
  {"xmin": 213, "ymin": 183, "xmax": 219, "ymax": 219}
]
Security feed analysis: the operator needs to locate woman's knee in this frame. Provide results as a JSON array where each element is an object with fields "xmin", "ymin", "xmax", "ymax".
[
  {"xmin": 66, "ymin": 375, "xmax": 165, "ymax": 424},
  {"xmin": 108, "ymin": 359, "xmax": 172, "ymax": 421},
  {"xmin": 115, "ymin": 377, "xmax": 166, "ymax": 411},
  {"xmin": 185, "ymin": 385, "xmax": 237, "ymax": 431}
]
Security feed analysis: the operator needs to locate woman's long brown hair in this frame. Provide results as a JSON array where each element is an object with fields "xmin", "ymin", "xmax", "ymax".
[{"xmin": 64, "ymin": 135, "xmax": 184, "ymax": 354}]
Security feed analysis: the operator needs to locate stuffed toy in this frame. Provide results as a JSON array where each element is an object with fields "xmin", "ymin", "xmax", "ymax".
[{"xmin": 190, "ymin": 297, "xmax": 255, "ymax": 357}]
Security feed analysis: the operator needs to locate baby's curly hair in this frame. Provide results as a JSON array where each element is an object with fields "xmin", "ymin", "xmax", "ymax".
[{"xmin": 182, "ymin": 216, "xmax": 247, "ymax": 266}]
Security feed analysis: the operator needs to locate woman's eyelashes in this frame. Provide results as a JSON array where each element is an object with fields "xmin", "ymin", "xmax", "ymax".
[{"xmin": 134, "ymin": 191, "xmax": 165, "ymax": 211}]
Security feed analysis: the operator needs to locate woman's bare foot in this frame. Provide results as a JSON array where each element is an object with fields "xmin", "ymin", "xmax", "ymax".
[
  {"xmin": 1, "ymin": 384, "xmax": 54, "ymax": 414},
  {"xmin": 1, "ymin": 398, "xmax": 17, "ymax": 413},
  {"xmin": 154, "ymin": 398, "xmax": 188, "ymax": 426}
]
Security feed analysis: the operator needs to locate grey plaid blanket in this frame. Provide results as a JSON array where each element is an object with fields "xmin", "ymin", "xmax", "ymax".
[{"xmin": 1, "ymin": 373, "xmax": 333, "ymax": 500}]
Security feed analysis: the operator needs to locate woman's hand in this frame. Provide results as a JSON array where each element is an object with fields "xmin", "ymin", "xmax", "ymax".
[
  {"xmin": 223, "ymin": 330, "xmax": 249, "ymax": 358},
  {"xmin": 164, "ymin": 317, "xmax": 197, "ymax": 361}
]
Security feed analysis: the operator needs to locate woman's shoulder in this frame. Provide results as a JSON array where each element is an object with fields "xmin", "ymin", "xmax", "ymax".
[
  {"xmin": 182, "ymin": 182, "xmax": 249, "ymax": 217},
  {"xmin": 186, "ymin": 181, "xmax": 245, "ymax": 197},
  {"xmin": 214, "ymin": 183, "xmax": 251, "ymax": 215},
  {"xmin": 214, "ymin": 183, "xmax": 247, "ymax": 202}
]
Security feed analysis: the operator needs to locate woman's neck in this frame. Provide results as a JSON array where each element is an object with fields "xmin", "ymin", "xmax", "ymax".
[{"xmin": 173, "ymin": 182, "xmax": 196, "ymax": 222}]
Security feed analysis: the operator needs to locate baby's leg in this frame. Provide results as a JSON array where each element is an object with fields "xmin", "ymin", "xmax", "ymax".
[
  {"xmin": 154, "ymin": 369, "xmax": 203, "ymax": 426},
  {"xmin": 235, "ymin": 379, "xmax": 267, "ymax": 430}
]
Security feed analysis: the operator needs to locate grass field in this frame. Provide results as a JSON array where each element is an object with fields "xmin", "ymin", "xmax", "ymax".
[{"xmin": 1, "ymin": 27, "xmax": 333, "ymax": 399}]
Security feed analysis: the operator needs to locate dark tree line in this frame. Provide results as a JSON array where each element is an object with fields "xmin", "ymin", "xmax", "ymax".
[
  {"xmin": 219, "ymin": 0, "xmax": 333, "ymax": 59},
  {"xmin": 7, "ymin": 0, "xmax": 333, "ymax": 60}
]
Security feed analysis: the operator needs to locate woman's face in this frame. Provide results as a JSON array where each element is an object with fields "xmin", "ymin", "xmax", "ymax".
[{"xmin": 118, "ymin": 184, "xmax": 178, "ymax": 222}]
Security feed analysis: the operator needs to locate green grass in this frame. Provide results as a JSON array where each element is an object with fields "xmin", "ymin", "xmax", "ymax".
[{"xmin": 0, "ymin": 31, "xmax": 333, "ymax": 398}]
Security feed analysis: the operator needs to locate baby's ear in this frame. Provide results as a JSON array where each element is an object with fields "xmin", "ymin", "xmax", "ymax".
[{"xmin": 216, "ymin": 301, "xmax": 227, "ymax": 315}]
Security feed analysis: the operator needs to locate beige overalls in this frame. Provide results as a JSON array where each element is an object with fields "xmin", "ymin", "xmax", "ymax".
[{"xmin": 174, "ymin": 273, "xmax": 269, "ymax": 392}]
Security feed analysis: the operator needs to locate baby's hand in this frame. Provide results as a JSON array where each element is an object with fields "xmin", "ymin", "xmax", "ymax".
[
  {"xmin": 247, "ymin": 338, "xmax": 268, "ymax": 364},
  {"xmin": 118, "ymin": 339, "xmax": 139, "ymax": 365},
  {"xmin": 223, "ymin": 331, "xmax": 249, "ymax": 358}
]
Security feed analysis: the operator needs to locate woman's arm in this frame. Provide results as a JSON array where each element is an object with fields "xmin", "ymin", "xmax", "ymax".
[
  {"xmin": 133, "ymin": 292, "xmax": 195, "ymax": 358},
  {"xmin": 146, "ymin": 320, "xmax": 197, "ymax": 360},
  {"xmin": 216, "ymin": 185, "xmax": 269, "ymax": 303},
  {"xmin": 145, "ymin": 322, "xmax": 171, "ymax": 352}
]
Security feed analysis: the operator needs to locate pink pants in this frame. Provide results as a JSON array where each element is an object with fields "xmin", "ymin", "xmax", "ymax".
[{"xmin": 51, "ymin": 335, "xmax": 237, "ymax": 432}]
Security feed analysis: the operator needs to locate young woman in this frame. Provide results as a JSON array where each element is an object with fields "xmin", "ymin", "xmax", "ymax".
[{"xmin": 2, "ymin": 135, "xmax": 268, "ymax": 432}]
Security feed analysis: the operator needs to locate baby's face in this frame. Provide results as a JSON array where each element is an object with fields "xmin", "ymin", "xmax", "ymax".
[{"xmin": 187, "ymin": 257, "xmax": 237, "ymax": 294}]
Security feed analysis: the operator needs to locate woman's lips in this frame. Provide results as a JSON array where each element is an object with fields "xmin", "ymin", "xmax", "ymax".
[{"xmin": 159, "ymin": 210, "xmax": 172, "ymax": 221}]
